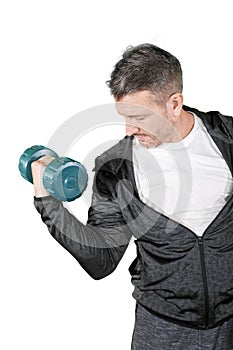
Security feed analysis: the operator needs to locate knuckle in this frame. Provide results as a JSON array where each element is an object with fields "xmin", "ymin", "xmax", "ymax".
[{"xmin": 31, "ymin": 159, "xmax": 42, "ymax": 169}]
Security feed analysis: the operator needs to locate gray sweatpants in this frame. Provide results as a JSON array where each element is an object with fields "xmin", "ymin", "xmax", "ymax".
[{"xmin": 131, "ymin": 303, "xmax": 233, "ymax": 350}]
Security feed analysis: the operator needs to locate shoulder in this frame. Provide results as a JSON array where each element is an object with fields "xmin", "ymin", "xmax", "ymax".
[
  {"xmin": 93, "ymin": 136, "xmax": 133, "ymax": 173},
  {"xmin": 183, "ymin": 105, "xmax": 233, "ymax": 139},
  {"xmin": 90, "ymin": 136, "xmax": 133, "ymax": 198}
]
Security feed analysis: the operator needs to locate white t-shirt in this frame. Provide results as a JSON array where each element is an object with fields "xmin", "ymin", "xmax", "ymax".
[{"xmin": 132, "ymin": 112, "xmax": 233, "ymax": 236}]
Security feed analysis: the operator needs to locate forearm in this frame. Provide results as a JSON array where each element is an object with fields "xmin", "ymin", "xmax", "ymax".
[{"xmin": 34, "ymin": 196, "xmax": 130, "ymax": 279}]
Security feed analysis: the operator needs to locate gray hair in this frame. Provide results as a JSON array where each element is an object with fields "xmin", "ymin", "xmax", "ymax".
[{"xmin": 106, "ymin": 43, "xmax": 183, "ymax": 105}]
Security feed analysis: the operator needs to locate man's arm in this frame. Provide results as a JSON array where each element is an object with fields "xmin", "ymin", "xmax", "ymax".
[{"xmin": 32, "ymin": 156, "xmax": 132, "ymax": 280}]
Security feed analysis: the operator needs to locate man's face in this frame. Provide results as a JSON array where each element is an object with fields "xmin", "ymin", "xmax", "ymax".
[{"xmin": 115, "ymin": 90, "xmax": 178, "ymax": 148}]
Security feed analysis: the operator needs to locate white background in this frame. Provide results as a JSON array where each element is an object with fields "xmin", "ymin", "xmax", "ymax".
[{"xmin": 1, "ymin": 1, "xmax": 233, "ymax": 349}]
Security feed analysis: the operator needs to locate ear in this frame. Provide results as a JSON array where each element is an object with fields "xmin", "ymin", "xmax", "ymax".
[{"xmin": 166, "ymin": 93, "xmax": 183, "ymax": 119}]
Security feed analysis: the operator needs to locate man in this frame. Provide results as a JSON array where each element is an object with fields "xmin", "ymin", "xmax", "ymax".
[{"xmin": 32, "ymin": 44, "xmax": 233, "ymax": 349}]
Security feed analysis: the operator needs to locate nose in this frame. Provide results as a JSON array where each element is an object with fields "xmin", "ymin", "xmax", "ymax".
[{"xmin": 126, "ymin": 123, "xmax": 140, "ymax": 136}]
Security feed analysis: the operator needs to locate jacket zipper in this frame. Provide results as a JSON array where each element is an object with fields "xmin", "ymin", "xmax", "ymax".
[{"xmin": 198, "ymin": 237, "xmax": 209, "ymax": 327}]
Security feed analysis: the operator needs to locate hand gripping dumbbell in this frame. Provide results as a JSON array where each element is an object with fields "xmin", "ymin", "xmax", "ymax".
[{"xmin": 18, "ymin": 145, "xmax": 88, "ymax": 202}]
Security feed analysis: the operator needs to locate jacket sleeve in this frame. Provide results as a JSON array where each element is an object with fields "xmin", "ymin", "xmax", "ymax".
[{"xmin": 33, "ymin": 161, "xmax": 133, "ymax": 280}]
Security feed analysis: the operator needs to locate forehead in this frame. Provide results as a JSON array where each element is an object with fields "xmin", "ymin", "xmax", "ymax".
[
  {"xmin": 115, "ymin": 90, "xmax": 161, "ymax": 117},
  {"xmin": 115, "ymin": 103, "xmax": 153, "ymax": 117}
]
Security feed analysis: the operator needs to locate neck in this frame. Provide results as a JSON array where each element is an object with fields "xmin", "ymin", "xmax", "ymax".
[
  {"xmin": 171, "ymin": 109, "xmax": 194, "ymax": 142},
  {"xmin": 180, "ymin": 109, "xmax": 195, "ymax": 139}
]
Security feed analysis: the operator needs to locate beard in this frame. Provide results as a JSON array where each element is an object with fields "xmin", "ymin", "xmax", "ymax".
[{"xmin": 135, "ymin": 134, "xmax": 163, "ymax": 148}]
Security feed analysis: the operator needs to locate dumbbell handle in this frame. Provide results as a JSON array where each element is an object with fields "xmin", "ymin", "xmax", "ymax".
[{"xmin": 31, "ymin": 154, "xmax": 56, "ymax": 197}]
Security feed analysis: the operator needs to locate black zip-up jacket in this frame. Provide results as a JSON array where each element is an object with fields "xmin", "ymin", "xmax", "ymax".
[{"xmin": 34, "ymin": 106, "xmax": 233, "ymax": 330}]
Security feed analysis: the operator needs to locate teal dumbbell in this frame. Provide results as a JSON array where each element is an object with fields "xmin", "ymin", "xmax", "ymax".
[{"xmin": 19, "ymin": 145, "xmax": 88, "ymax": 202}]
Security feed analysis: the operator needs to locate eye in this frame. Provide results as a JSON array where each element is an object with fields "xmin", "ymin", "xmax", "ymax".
[{"xmin": 135, "ymin": 116, "xmax": 146, "ymax": 121}]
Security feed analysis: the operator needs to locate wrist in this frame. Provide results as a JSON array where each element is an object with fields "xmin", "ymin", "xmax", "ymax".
[{"xmin": 34, "ymin": 182, "xmax": 50, "ymax": 197}]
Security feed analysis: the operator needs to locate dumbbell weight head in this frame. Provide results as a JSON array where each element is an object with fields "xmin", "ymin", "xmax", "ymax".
[
  {"xmin": 18, "ymin": 145, "xmax": 59, "ymax": 183},
  {"xmin": 43, "ymin": 157, "xmax": 88, "ymax": 202}
]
